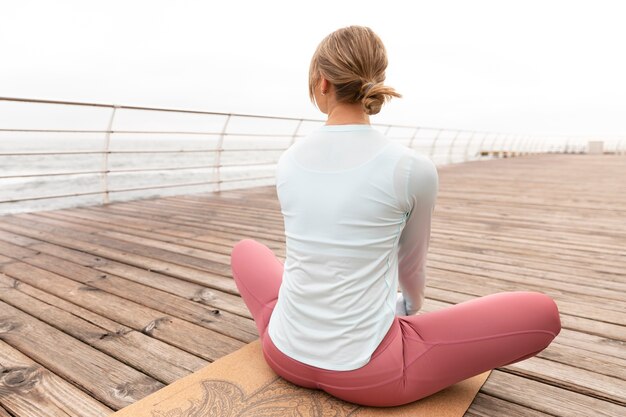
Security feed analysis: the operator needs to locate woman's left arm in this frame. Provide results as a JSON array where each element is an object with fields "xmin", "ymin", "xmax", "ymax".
[{"xmin": 396, "ymin": 154, "xmax": 439, "ymax": 315}]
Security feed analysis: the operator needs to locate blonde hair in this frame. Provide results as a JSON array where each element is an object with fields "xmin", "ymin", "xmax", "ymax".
[{"xmin": 308, "ymin": 25, "xmax": 402, "ymax": 116}]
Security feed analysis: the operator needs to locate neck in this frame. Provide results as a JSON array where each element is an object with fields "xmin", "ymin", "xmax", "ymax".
[{"xmin": 325, "ymin": 102, "xmax": 370, "ymax": 125}]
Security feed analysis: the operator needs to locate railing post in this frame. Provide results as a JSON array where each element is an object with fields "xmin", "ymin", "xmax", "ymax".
[
  {"xmin": 214, "ymin": 114, "xmax": 231, "ymax": 193},
  {"xmin": 532, "ymin": 137, "xmax": 541, "ymax": 154},
  {"xmin": 488, "ymin": 133, "xmax": 496, "ymax": 155},
  {"xmin": 447, "ymin": 130, "xmax": 461, "ymax": 164},
  {"xmin": 429, "ymin": 129, "xmax": 443, "ymax": 160},
  {"xmin": 477, "ymin": 132, "xmax": 492, "ymax": 159},
  {"xmin": 521, "ymin": 135, "xmax": 532, "ymax": 155},
  {"xmin": 523, "ymin": 136, "xmax": 532, "ymax": 155},
  {"xmin": 529, "ymin": 138, "xmax": 536, "ymax": 154},
  {"xmin": 496, "ymin": 133, "xmax": 505, "ymax": 157},
  {"xmin": 101, "ymin": 105, "xmax": 118, "ymax": 205},
  {"xmin": 463, "ymin": 130, "xmax": 476, "ymax": 162},
  {"xmin": 488, "ymin": 133, "xmax": 502, "ymax": 157},
  {"xmin": 408, "ymin": 127, "xmax": 420, "ymax": 150},
  {"xmin": 504, "ymin": 134, "xmax": 516, "ymax": 157},
  {"xmin": 474, "ymin": 131, "xmax": 488, "ymax": 159},
  {"xmin": 508, "ymin": 134, "xmax": 521, "ymax": 156}
]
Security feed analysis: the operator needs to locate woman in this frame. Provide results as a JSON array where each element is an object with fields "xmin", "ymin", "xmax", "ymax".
[{"xmin": 230, "ymin": 25, "xmax": 561, "ymax": 407}]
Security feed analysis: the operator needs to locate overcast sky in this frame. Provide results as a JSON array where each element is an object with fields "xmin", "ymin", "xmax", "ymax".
[{"xmin": 1, "ymin": 0, "xmax": 625, "ymax": 138}]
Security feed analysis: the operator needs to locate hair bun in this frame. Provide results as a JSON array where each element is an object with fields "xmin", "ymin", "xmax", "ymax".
[{"xmin": 361, "ymin": 81, "xmax": 401, "ymax": 115}]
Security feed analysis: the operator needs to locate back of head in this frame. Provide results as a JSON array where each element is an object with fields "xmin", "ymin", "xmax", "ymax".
[{"xmin": 308, "ymin": 25, "xmax": 402, "ymax": 116}]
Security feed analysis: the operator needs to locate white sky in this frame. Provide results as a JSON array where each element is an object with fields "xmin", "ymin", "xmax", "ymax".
[{"xmin": 1, "ymin": 0, "xmax": 625, "ymax": 137}]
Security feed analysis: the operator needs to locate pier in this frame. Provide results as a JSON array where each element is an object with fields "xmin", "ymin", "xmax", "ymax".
[{"xmin": 0, "ymin": 97, "xmax": 624, "ymax": 416}]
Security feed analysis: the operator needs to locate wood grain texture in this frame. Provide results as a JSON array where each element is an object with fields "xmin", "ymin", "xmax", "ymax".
[
  {"xmin": 0, "ymin": 260, "xmax": 245, "ymax": 362},
  {"xmin": 0, "ymin": 300, "xmax": 163, "ymax": 410},
  {"xmin": 0, "ymin": 273, "xmax": 209, "ymax": 384},
  {"xmin": 0, "ymin": 340, "xmax": 112, "ymax": 417},
  {"xmin": 0, "ymin": 228, "xmax": 256, "ymax": 340},
  {"xmin": 0, "ymin": 153, "xmax": 624, "ymax": 416}
]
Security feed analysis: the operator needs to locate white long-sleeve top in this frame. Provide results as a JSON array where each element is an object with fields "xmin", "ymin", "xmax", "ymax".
[{"xmin": 267, "ymin": 123, "xmax": 439, "ymax": 371}]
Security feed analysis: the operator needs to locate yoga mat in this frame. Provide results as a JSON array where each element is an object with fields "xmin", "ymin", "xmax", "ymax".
[{"xmin": 112, "ymin": 340, "xmax": 491, "ymax": 417}]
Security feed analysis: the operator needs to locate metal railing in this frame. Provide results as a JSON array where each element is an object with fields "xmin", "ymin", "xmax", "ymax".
[{"xmin": 1, "ymin": 96, "xmax": 623, "ymax": 215}]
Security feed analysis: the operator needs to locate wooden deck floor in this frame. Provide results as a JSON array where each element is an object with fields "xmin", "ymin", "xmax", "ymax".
[{"xmin": 0, "ymin": 153, "xmax": 624, "ymax": 416}]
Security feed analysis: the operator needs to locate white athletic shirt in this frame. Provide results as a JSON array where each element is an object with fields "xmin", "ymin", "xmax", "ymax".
[{"xmin": 267, "ymin": 123, "xmax": 439, "ymax": 371}]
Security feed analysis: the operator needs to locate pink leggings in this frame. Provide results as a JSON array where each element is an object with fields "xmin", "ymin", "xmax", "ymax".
[{"xmin": 230, "ymin": 238, "xmax": 562, "ymax": 407}]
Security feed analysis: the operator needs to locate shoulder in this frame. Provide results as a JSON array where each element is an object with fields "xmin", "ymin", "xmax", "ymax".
[
  {"xmin": 401, "ymin": 148, "xmax": 439, "ymax": 201},
  {"xmin": 392, "ymin": 144, "xmax": 438, "ymax": 184},
  {"xmin": 409, "ymin": 151, "xmax": 438, "ymax": 183}
]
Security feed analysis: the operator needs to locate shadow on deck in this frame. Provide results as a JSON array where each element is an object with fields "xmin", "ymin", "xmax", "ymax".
[{"xmin": 0, "ymin": 154, "xmax": 624, "ymax": 416}]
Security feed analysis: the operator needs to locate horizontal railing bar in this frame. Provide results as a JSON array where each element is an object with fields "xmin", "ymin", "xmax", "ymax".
[
  {"xmin": 0, "ymin": 174, "xmax": 275, "ymax": 204},
  {"xmin": 0, "ymin": 128, "xmax": 113, "ymax": 134},
  {"xmin": 0, "ymin": 161, "xmax": 281, "ymax": 179},
  {"xmin": 0, "ymin": 144, "xmax": 595, "ymax": 158},
  {"xmin": 1, "ymin": 170, "xmax": 104, "ymax": 179},
  {"xmin": 0, "ymin": 128, "xmax": 308, "ymax": 137},
  {"xmin": 0, "ymin": 148, "xmax": 289, "ymax": 156},
  {"xmin": 0, "ymin": 96, "xmax": 320, "ymax": 123},
  {"xmin": 0, "ymin": 127, "xmax": 492, "ymax": 135},
  {"xmin": 0, "ymin": 96, "xmax": 506, "ymax": 134}
]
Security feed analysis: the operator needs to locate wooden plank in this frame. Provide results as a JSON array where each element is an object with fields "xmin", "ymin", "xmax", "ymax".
[
  {"xmin": 0, "ymin": 300, "xmax": 164, "ymax": 410},
  {"xmin": 18, "ymin": 211, "xmax": 233, "ymax": 266},
  {"xmin": 554, "ymin": 328, "xmax": 625, "ymax": 360},
  {"xmin": 424, "ymin": 272, "xmax": 625, "ymax": 323},
  {"xmin": 66, "ymin": 203, "xmax": 283, "ymax": 248},
  {"xmin": 536, "ymin": 337, "xmax": 626, "ymax": 381},
  {"xmin": 466, "ymin": 393, "xmax": 551, "ymax": 417},
  {"xmin": 86, "ymin": 200, "xmax": 284, "ymax": 240},
  {"xmin": 434, "ymin": 203, "xmax": 625, "ymax": 236},
  {"xmin": 10, "ymin": 230, "xmax": 252, "ymax": 319},
  {"xmin": 0, "ymin": 254, "xmax": 12, "ymax": 265},
  {"xmin": 36, "ymin": 206, "xmax": 283, "ymax": 258},
  {"xmin": 0, "ymin": 216, "xmax": 238, "ymax": 295},
  {"xmin": 0, "ymin": 340, "xmax": 112, "ymax": 417},
  {"xmin": 23, "ymin": 210, "xmax": 239, "ymax": 280},
  {"xmin": 0, "ymin": 261, "xmax": 245, "ymax": 362},
  {"xmin": 0, "ymin": 273, "xmax": 208, "ymax": 384},
  {"xmin": 506, "ymin": 357, "xmax": 626, "ymax": 405},
  {"xmin": 478, "ymin": 370, "xmax": 625, "ymax": 417},
  {"xmin": 35, "ymin": 203, "xmax": 286, "ymax": 258},
  {"xmin": 433, "ymin": 223, "xmax": 625, "ymax": 259},
  {"xmin": 432, "ymin": 206, "xmax": 624, "ymax": 239},
  {"xmin": 428, "ymin": 254, "xmax": 625, "ymax": 308},
  {"xmin": 429, "ymin": 240, "xmax": 626, "ymax": 291},
  {"xmin": 0, "ymin": 231, "xmax": 257, "ymax": 340},
  {"xmin": 429, "ymin": 236, "xmax": 626, "ymax": 288}
]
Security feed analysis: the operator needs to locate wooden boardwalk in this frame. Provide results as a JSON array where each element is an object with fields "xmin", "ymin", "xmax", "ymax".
[{"xmin": 0, "ymin": 153, "xmax": 624, "ymax": 416}]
